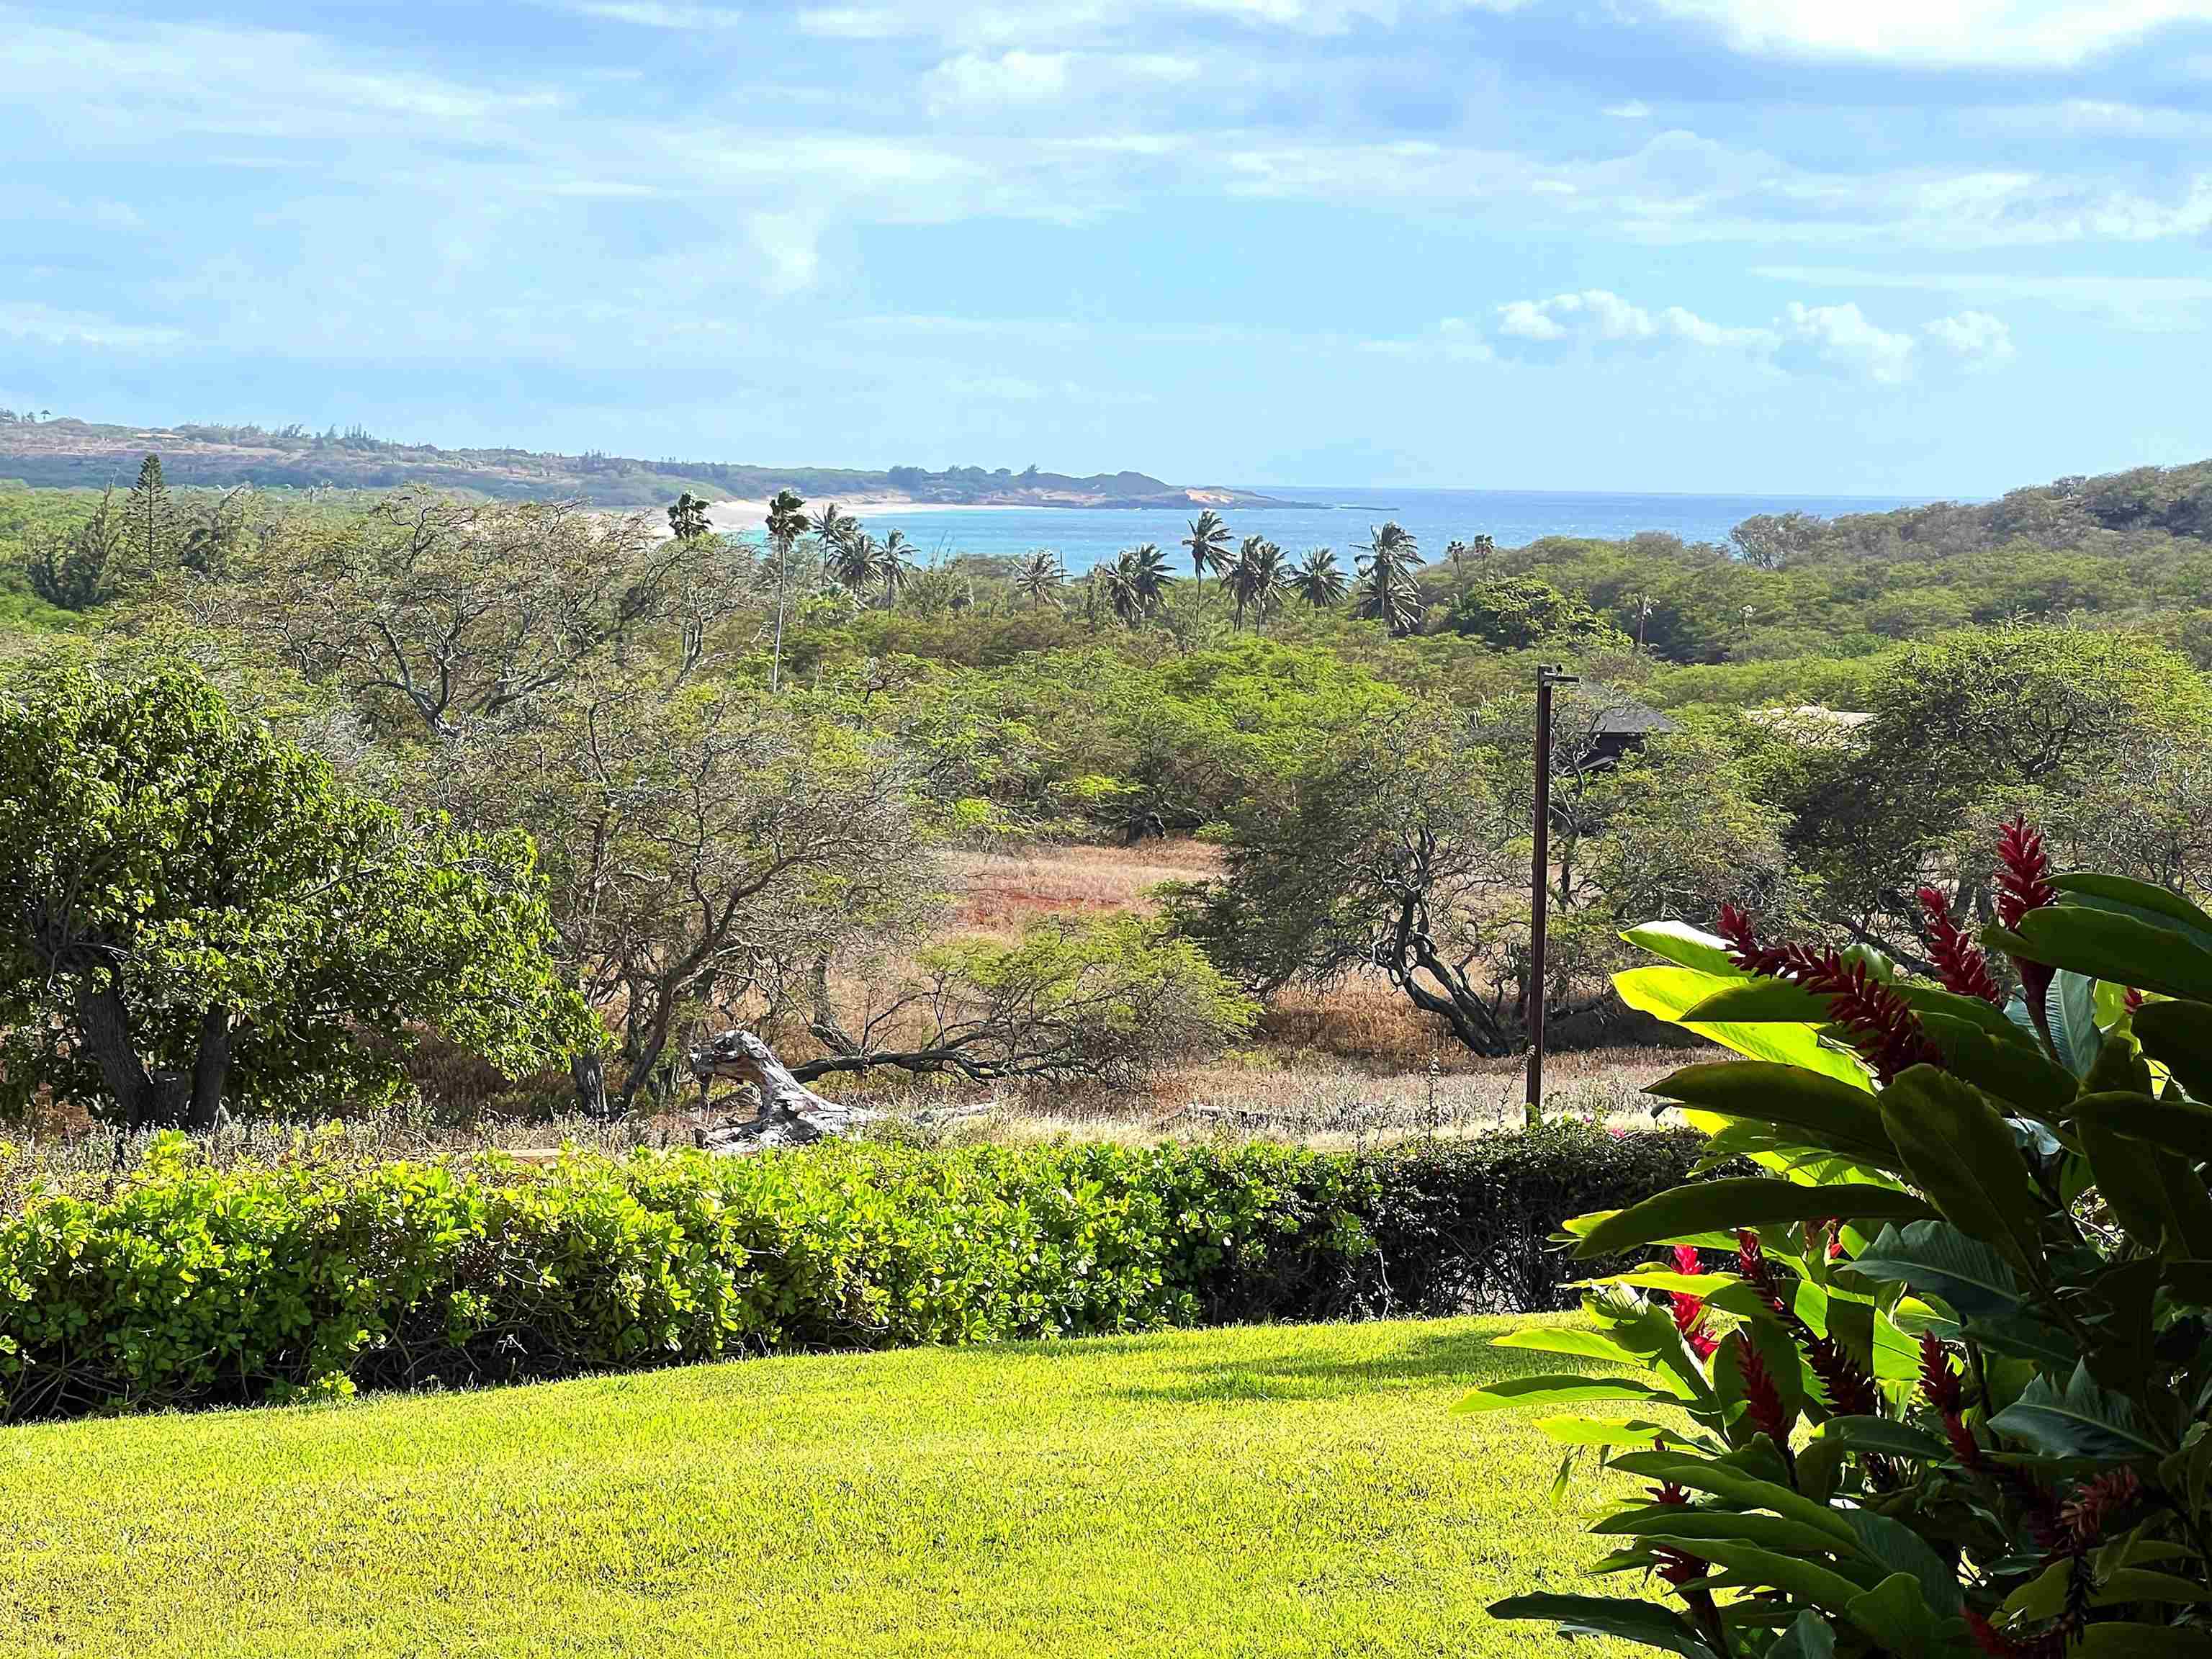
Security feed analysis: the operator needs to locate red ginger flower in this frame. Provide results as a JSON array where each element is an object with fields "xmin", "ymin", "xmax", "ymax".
[
  {"xmin": 1917, "ymin": 886, "xmax": 2004, "ymax": 1005},
  {"xmin": 1996, "ymin": 815, "xmax": 2059, "ymax": 928},
  {"xmin": 1735, "ymin": 1341, "xmax": 1790, "ymax": 1446},
  {"xmin": 1995, "ymin": 815, "xmax": 2059, "ymax": 1040},
  {"xmin": 1645, "ymin": 1482, "xmax": 1706, "ymax": 1589},
  {"xmin": 1735, "ymin": 1231, "xmax": 1882, "ymax": 1418},
  {"xmin": 1717, "ymin": 904, "xmax": 1943, "ymax": 1084},
  {"xmin": 1917, "ymin": 1331, "xmax": 1982, "ymax": 1466},
  {"xmin": 1666, "ymin": 1245, "xmax": 1718, "ymax": 1359}
]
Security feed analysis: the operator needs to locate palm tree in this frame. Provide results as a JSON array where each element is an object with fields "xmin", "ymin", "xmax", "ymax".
[
  {"xmin": 1102, "ymin": 544, "xmax": 1170, "ymax": 627},
  {"xmin": 763, "ymin": 488, "xmax": 809, "ymax": 691},
  {"xmin": 831, "ymin": 531, "xmax": 879, "ymax": 598},
  {"xmin": 1012, "ymin": 549, "xmax": 1065, "ymax": 609},
  {"xmin": 812, "ymin": 502, "xmax": 859, "ymax": 562},
  {"xmin": 1290, "ymin": 547, "xmax": 1346, "ymax": 609},
  {"xmin": 877, "ymin": 529, "xmax": 917, "ymax": 606},
  {"xmin": 1223, "ymin": 535, "xmax": 1287, "ymax": 631},
  {"xmin": 1182, "ymin": 510, "xmax": 1231, "ymax": 613},
  {"xmin": 1353, "ymin": 521, "xmax": 1426, "ymax": 637}
]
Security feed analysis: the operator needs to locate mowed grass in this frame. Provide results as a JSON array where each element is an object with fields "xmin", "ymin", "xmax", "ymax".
[{"xmin": 0, "ymin": 1316, "xmax": 1642, "ymax": 1659}]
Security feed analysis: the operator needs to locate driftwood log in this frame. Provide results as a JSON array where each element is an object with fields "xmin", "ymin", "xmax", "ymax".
[{"xmin": 686, "ymin": 1029, "xmax": 873, "ymax": 1154}]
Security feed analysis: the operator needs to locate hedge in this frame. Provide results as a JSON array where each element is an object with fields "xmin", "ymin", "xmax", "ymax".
[{"xmin": 0, "ymin": 1125, "xmax": 1713, "ymax": 1421}]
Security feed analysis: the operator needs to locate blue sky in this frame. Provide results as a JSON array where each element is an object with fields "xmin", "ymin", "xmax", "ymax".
[{"xmin": 4, "ymin": 1, "xmax": 2210, "ymax": 494}]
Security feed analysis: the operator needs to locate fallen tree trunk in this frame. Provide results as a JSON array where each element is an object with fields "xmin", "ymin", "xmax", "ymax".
[{"xmin": 685, "ymin": 1029, "xmax": 873, "ymax": 1154}]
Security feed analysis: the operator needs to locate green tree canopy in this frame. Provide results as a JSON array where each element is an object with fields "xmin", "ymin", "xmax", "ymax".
[{"xmin": 0, "ymin": 662, "xmax": 590, "ymax": 1125}]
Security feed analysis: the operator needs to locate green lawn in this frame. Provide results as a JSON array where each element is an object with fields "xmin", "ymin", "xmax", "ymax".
[{"xmin": 0, "ymin": 1316, "xmax": 1637, "ymax": 1658}]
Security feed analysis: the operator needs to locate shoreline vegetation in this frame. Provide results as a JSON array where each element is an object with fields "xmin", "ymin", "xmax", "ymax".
[{"xmin": 0, "ymin": 410, "xmax": 1295, "ymax": 511}]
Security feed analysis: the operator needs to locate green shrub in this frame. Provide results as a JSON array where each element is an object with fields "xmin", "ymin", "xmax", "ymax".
[
  {"xmin": 0, "ymin": 1125, "xmax": 1710, "ymax": 1421},
  {"xmin": 1473, "ymin": 824, "xmax": 2212, "ymax": 1657}
]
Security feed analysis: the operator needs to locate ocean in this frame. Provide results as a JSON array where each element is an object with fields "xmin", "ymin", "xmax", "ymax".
[{"xmin": 837, "ymin": 485, "xmax": 1940, "ymax": 575}]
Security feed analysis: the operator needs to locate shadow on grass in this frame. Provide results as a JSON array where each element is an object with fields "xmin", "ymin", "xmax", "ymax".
[{"xmin": 1107, "ymin": 1326, "xmax": 1595, "ymax": 1406}]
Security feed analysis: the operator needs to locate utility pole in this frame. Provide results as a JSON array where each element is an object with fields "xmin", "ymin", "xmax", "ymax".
[{"xmin": 1527, "ymin": 663, "xmax": 1578, "ymax": 1124}]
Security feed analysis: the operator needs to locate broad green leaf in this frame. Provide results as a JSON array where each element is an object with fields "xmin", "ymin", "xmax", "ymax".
[
  {"xmin": 1622, "ymin": 920, "xmax": 1748, "ymax": 979},
  {"xmin": 2049, "ymin": 969, "xmax": 2105, "ymax": 1079},
  {"xmin": 2132, "ymin": 1001, "xmax": 2212, "ymax": 1102},
  {"xmin": 1571, "ymin": 1179, "xmax": 1933, "ymax": 1260},
  {"xmin": 2009, "ymin": 907, "xmax": 2212, "ymax": 1004},
  {"xmin": 1877, "ymin": 1067, "xmax": 2044, "ymax": 1271},
  {"xmin": 1918, "ymin": 1011, "xmax": 2078, "ymax": 1116},
  {"xmin": 1598, "ymin": 1507, "xmax": 1852, "ymax": 1566},
  {"xmin": 1679, "ymin": 979, "xmax": 1839, "ymax": 1024},
  {"xmin": 1990, "ymin": 1362, "xmax": 2170, "ymax": 1460},
  {"xmin": 1487, "ymin": 1594, "xmax": 1719, "ymax": 1659},
  {"xmin": 2074, "ymin": 1626, "xmax": 2212, "ymax": 1656},
  {"xmin": 1532, "ymin": 1416, "xmax": 1682, "ymax": 1449},
  {"xmin": 1608, "ymin": 1450, "xmax": 1858, "ymax": 1547},
  {"xmin": 1896, "ymin": 982, "xmax": 2038, "ymax": 1046},
  {"xmin": 1645, "ymin": 1062, "xmax": 1899, "ymax": 1168},
  {"xmin": 1637, "ymin": 1537, "xmax": 1869, "ymax": 1616},
  {"xmin": 1846, "ymin": 1220, "xmax": 2026, "ymax": 1323},
  {"xmin": 1455, "ymin": 1375, "xmax": 1678, "ymax": 1413},
  {"xmin": 1614, "ymin": 964, "xmax": 1873, "ymax": 1089},
  {"xmin": 2095, "ymin": 1570, "xmax": 2212, "ymax": 1606},
  {"xmin": 1770, "ymin": 1611, "xmax": 1837, "ymax": 1659},
  {"xmin": 2072, "ymin": 1090, "xmax": 2212, "ymax": 1164},
  {"xmin": 1820, "ymin": 1416, "xmax": 1953, "ymax": 1463},
  {"xmin": 1844, "ymin": 1572, "xmax": 1941, "ymax": 1658},
  {"xmin": 1490, "ymin": 1328, "xmax": 1651, "ymax": 1366},
  {"xmin": 2054, "ymin": 873, "xmax": 2212, "ymax": 956},
  {"xmin": 1840, "ymin": 1511, "xmax": 1963, "ymax": 1615}
]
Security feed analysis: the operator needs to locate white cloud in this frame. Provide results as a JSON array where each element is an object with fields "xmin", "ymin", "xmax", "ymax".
[
  {"xmin": 1638, "ymin": 1, "xmax": 2212, "ymax": 68},
  {"xmin": 1923, "ymin": 309, "xmax": 2015, "ymax": 365},
  {"xmin": 796, "ymin": 7, "xmax": 909, "ymax": 36},
  {"xmin": 928, "ymin": 50, "xmax": 1074, "ymax": 109},
  {"xmin": 1751, "ymin": 264, "xmax": 2212, "ymax": 328},
  {"xmin": 1604, "ymin": 100, "xmax": 1652, "ymax": 119},
  {"xmin": 0, "ymin": 302, "xmax": 184, "ymax": 350},
  {"xmin": 748, "ymin": 213, "xmax": 822, "ymax": 294},
  {"xmin": 1497, "ymin": 290, "xmax": 1660, "ymax": 342},
  {"xmin": 1779, "ymin": 302, "xmax": 1917, "ymax": 384}
]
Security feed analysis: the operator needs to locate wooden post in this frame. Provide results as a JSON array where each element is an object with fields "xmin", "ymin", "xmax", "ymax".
[{"xmin": 1527, "ymin": 664, "xmax": 1578, "ymax": 1124}]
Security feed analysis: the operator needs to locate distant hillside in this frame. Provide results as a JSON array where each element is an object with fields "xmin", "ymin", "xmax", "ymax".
[{"xmin": 0, "ymin": 412, "xmax": 1290, "ymax": 510}]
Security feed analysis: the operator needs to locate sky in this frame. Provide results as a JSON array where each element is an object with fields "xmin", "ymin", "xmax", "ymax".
[{"xmin": 2, "ymin": 1, "xmax": 2210, "ymax": 495}]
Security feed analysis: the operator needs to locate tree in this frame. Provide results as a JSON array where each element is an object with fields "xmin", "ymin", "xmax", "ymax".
[
  {"xmin": 1290, "ymin": 547, "xmax": 1346, "ymax": 608},
  {"xmin": 1182, "ymin": 510, "xmax": 1231, "ymax": 613},
  {"xmin": 212, "ymin": 493, "xmax": 716, "ymax": 733},
  {"xmin": 1788, "ymin": 625, "xmax": 2212, "ymax": 946},
  {"xmin": 413, "ymin": 672, "xmax": 938, "ymax": 1115},
  {"xmin": 1171, "ymin": 701, "xmax": 1788, "ymax": 1056},
  {"xmin": 1100, "ymin": 544, "xmax": 1170, "ymax": 628},
  {"xmin": 764, "ymin": 488, "xmax": 810, "ymax": 693},
  {"xmin": 667, "ymin": 491, "xmax": 712, "ymax": 543},
  {"xmin": 1222, "ymin": 536, "xmax": 1288, "ymax": 632},
  {"xmin": 1442, "ymin": 575, "xmax": 1624, "ymax": 652},
  {"xmin": 122, "ymin": 453, "xmax": 174, "ymax": 588},
  {"xmin": 24, "ymin": 488, "xmax": 123, "ymax": 611},
  {"xmin": 1012, "ymin": 549, "xmax": 1065, "ymax": 610},
  {"xmin": 0, "ymin": 662, "xmax": 588, "ymax": 1126},
  {"xmin": 876, "ymin": 529, "xmax": 917, "ymax": 606},
  {"xmin": 179, "ymin": 485, "xmax": 251, "ymax": 578},
  {"xmin": 1352, "ymin": 521, "xmax": 1426, "ymax": 637}
]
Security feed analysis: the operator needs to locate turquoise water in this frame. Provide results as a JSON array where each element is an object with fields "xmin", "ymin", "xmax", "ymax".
[{"xmin": 840, "ymin": 485, "xmax": 1938, "ymax": 575}]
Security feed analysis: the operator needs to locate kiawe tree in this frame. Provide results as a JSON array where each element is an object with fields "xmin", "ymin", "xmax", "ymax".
[{"xmin": 0, "ymin": 663, "xmax": 589, "ymax": 1127}]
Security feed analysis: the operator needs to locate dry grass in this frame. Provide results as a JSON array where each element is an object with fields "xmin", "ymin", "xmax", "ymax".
[{"xmin": 945, "ymin": 839, "xmax": 1220, "ymax": 935}]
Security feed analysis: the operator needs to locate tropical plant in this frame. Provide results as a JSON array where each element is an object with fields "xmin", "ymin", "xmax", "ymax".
[
  {"xmin": 24, "ymin": 487, "xmax": 122, "ymax": 611},
  {"xmin": 667, "ymin": 491, "xmax": 713, "ymax": 543},
  {"xmin": 1183, "ymin": 510, "xmax": 1232, "ymax": 613},
  {"xmin": 1223, "ymin": 536, "xmax": 1287, "ymax": 631},
  {"xmin": 122, "ymin": 452, "xmax": 173, "ymax": 588},
  {"xmin": 1013, "ymin": 548, "xmax": 1066, "ymax": 610},
  {"xmin": 763, "ymin": 487, "xmax": 809, "ymax": 691},
  {"xmin": 1470, "ymin": 817, "xmax": 2212, "ymax": 1659},
  {"xmin": 1290, "ymin": 546, "xmax": 1347, "ymax": 609},
  {"xmin": 877, "ymin": 529, "xmax": 917, "ymax": 605},
  {"xmin": 1101, "ymin": 544, "xmax": 1171, "ymax": 627},
  {"xmin": 0, "ymin": 662, "xmax": 590, "ymax": 1126},
  {"xmin": 1354, "ymin": 521, "xmax": 1426, "ymax": 637}
]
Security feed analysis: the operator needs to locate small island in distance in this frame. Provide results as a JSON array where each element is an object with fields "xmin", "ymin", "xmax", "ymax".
[{"xmin": 0, "ymin": 410, "xmax": 1295, "ymax": 511}]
